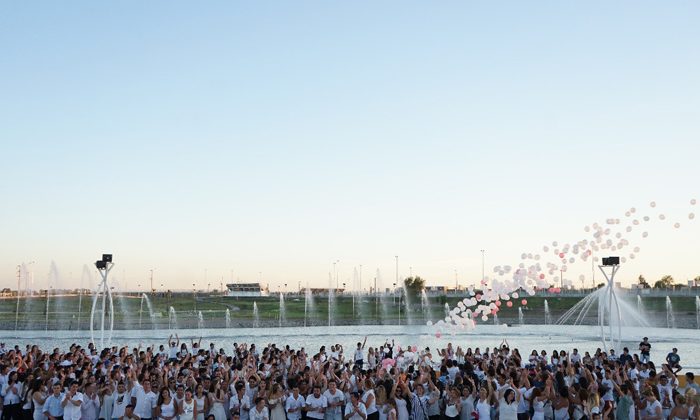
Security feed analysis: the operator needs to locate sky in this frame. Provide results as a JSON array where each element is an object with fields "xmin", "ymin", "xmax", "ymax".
[{"xmin": 1, "ymin": 1, "xmax": 699, "ymax": 293}]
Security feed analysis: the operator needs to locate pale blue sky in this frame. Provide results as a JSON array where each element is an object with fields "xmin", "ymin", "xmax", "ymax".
[{"xmin": 1, "ymin": 1, "xmax": 699, "ymax": 292}]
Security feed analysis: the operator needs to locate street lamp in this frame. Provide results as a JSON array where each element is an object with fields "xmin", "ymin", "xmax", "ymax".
[
  {"xmin": 91, "ymin": 253, "xmax": 115, "ymax": 349},
  {"xmin": 193, "ymin": 283, "xmax": 197, "ymax": 312}
]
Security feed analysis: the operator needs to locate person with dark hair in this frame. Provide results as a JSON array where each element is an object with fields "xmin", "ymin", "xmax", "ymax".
[
  {"xmin": 43, "ymin": 383, "xmax": 64, "ymax": 420},
  {"xmin": 61, "ymin": 381, "xmax": 83, "ymax": 420},
  {"xmin": 305, "ymin": 386, "xmax": 327, "ymax": 420},
  {"xmin": 343, "ymin": 392, "xmax": 366, "ymax": 420}
]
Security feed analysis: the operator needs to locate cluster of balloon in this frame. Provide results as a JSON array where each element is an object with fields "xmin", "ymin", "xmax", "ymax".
[{"xmin": 428, "ymin": 198, "xmax": 697, "ymax": 337}]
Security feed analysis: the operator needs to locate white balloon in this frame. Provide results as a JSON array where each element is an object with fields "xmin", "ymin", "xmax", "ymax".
[
  {"xmin": 426, "ymin": 321, "xmax": 433, "ymax": 326},
  {"xmin": 650, "ymin": 201, "xmax": 656, "ymax": 208},
  {"xmin": 690, "ymin": 213, "xmax": 695, "ymax": 220},
  {"xmin": 634, "ymin": 247, "xmax": 640, "ymax": 252},
  {"xmin": 659, "ymin": 214, "xmax": 666, "ymax": 220},
  {"xmin": 642, "ymin": 232, "xmax": 649, "ymax": 238},
  {"xmin": 674, "ymin": 222, "xmax": 681, "ymax": 228},
  {"xmin": 643, "ymin": 216, "xmax": 650, "ymax": 222},
  {"xmin": 691, "ymin": 199, "xmax": 697, "ymax": 205}
]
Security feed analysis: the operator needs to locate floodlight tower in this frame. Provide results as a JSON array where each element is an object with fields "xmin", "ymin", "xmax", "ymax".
[
  {"xmin": 598, "ymin": 256, "xmax": 623, "ymax": 352},
  {"xmin": 90, "ymin": 254, "xmax": 115, "ymax": 349}
]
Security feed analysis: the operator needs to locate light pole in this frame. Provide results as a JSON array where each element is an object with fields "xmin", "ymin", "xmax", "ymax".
[
  {"xmin": 193, "ymin": 283, "xmax": 197, "ymax": 312},
  {"xmin": 90, "ymin": 254, "xmax": 115, "ymax": 349},
  {"xmin": 333, "ymin": 260, "xmax": 340, "ymax": 289},
  {"xmin": 149, "ymin": 269, "xmax": 155, "ymax": 294}
]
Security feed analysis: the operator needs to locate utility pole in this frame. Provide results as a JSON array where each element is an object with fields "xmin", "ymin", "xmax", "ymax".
[{"xmin": 150, "ymin": 269, "xmax": 155, "ymax": 294}]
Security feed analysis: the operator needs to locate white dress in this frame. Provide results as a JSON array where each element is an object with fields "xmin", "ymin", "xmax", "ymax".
[
  {"xmin": 532, "ymin": 400, "xmax": 545, "ymax": 420},
  {"xmin": 395, "ymin": 398, "xmax": 409, "ymax": 420},
  {"xmin": 195, "ymin": 395, "xmax": 206, "ymax": 420},
  {"xmin": 181, "ymin": 400, "xmax": 195, "ymax": 420},
  {"xmin": 32, "ymin": 393, "xmax": 45, "ymax": 420},
  {"xmin": 210, "ymin": 399, "xmax": 227, "ymax": 420}
]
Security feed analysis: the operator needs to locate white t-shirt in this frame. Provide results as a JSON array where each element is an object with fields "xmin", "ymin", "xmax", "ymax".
[
  {"xmin": 323, "ymin": 390, "xmax": 345, "ymax": 417},
  {"xmin": 131, "ymin": 386, "xmax": 157, "ymax": 419},
  {"xmin": 112, "ymin": 392, "xmax": 129, "ymax": 418},
  {"xmin": 285, "ymin": 394, "xmax": 305, "ymax": 420},
  {"xmin": 344, "ymin": 402, "xmax": 367, "ymax": 420},
  {"xmin": 305, "ymin": 394, "xmax": 327, "ymax": 420},
  {"xmin": 64, "ymin": 392, "xmax": 84, "ymax": 420}
]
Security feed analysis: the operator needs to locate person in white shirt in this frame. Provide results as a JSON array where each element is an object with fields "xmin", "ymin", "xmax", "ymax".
[
  {"xmin": 61, "ymin": 381, "xmax": 83, "ymax": 420},
  {"xmin": 112, "ymin": 382, "xmax": 130, "ymax": 420},
  {"xmin": 323, "ymin": 381, "xmax": 345, "ymax": 420},
  {"xmin": 249, "ymin": 398, "xmax": 269, "ymax": 420},
  {"xmin": 81, "ymin": 383, "xmax": 101, "ymax": 420},
  {"xmin": 230, "ymin": 383, "xmax": 251, "ymax": 420},
  {"xmin": 354, "ymin": 338, "xmax": 367, "ymax": 370},
  {"xmin": 285, "ymin": 386, "xmax": 305, "ymax": 420},
  {"xmin": 131, "ymin": 380, "xmax": 157, "ymax": 420},
  {"xmin": 344, "ymin": 393, "xmax": 367, "ymax": 420},
  {"xmin": 305, "ymin": 386, "xmax": 327, "ymax": 420}
]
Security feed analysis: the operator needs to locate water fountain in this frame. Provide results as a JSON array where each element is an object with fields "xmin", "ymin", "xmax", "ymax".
[
  {"xmin": 304, "ymin": 285, "xmax": 315, "ymax": 327},
  {"xmin": 518, "ymin": 307, "xmax": 524, "ymax": 326},
  {"xmin": 328, "ymin": 273, "xmax": 335, "ymax": 326},
  {"xmin": 696, "ymin": 296, "xmax": 700, "ymax": 329},
  {"xmin": 666, "ymin": 296, "xmax": 676, "ymax": 329},
  {"xmin": 89, "ymin": 254, "xmax": 115, "ymax": 349},
  {"xmin": 253, "ymin": 302, "xmax": 259, "ymax": 327},
  {"xmin": 197, "ymin": 311, "xmax": 205, "ymax": 330},
  {"xmin": 444, "ymin": 302, "xmax": 450, "ymax": 318},
  {"xmin": 139, "ymin": 293, "xmax": 156, "ymax": 329},
  {"xmin": 637, "ymin": 295, "xmax": 644, "ymax": 315},
  {"xmin": 45, "ymin": 288, "xmax": 50, "ymax": 331},
  {"xmin": 544, "ymin": 299, "xmax": 551, "ymax": 325},
  {"xmin": 279, "ymin": 292, "xmax": 286, "ymax": 327},
  {"xmin": 557, "ymin": 258, "xmax": 649, "ymax": 352},
  {"xmin": 420, "ymin": 289, "xmax": 433, "ymax": 322},
  {"xmin": 48, "ymin": 262, "xmax": 65, "ymax": 330},
  {"xmin": 401, "ymin": 283, "xmax": 413, "ymax": 325},
  {"xmin": 168, "ymin": 306, "xmax": 178, "ymax": 330},
  {"xmin": 493, "ymin": 313, "xmax": 500, "ymax": 325},
  {"xmin": 225, "ymin": 308, "xmax": 231, "ymax": 328},
  {"xmin": 377, "ymin": 269, "xmax": 389, "ymax": 324},
  {"xmin": 20, "ymin": 264, "xmax": 33, "ymax": 330}
]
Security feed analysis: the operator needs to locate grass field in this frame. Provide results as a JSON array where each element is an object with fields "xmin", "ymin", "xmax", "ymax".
[{"xmin": 0, "ymin": 292, "xmax": 697, "ymax": 330}]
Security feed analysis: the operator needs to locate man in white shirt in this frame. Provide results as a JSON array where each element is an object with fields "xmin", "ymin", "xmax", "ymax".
[
  {"xmin": 130, "ymin": 379, "xmax": 156, "ymax": 420},
  {"xmin": 61, "ymin": 381, "xmax": 83, "ymax": 420},
  {"xmin": 230, "ymin": 382, "xmax": 251, "ymax": 420},
  {"xmin": 323, "ymin": 380, "xmax": 345, "ymax": 420},
  {"xmin": 305, "ymin": 386, "xmax": 327, "ymax": 420},
  {"xmin": 285, "ymin": 385, "xmax": 305, "ymax": 420},
  {"xmin": 353, "ymin": 338, "xmax": 366, "ymax": 370},
  {"xmin": 343, "ymin": 393, "xmax": 367, "ymax": 420},
  {"xmin": 81, "ymin": 383, "xmax": 101, "ymax": 420}
]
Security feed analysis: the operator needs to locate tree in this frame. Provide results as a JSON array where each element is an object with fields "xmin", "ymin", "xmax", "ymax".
[
  {"xmin": 694, "ymin": 276, "xmax": 700, "ymax": 287},
  {"xmin": 638, "ymin": 275, "xmax": 650, "ymax": 289},
  {"xmin": 403, "ymin": 276, "xmax": 426, "ymax": 299},
  {"xmin": 654, "ymin": 275, "xmax": 674, "ymax": 289}
]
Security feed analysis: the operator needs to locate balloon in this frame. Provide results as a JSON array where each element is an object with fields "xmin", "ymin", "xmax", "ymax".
[
  {"xmin": 507, "ymin": 301, "xmax": 513, "ymax": 307},
  {"xmin": 521, "ymin": 299, "xmax": 528, "ymax": 305},
  {"xmin": 691, "ymin": 199, "xmax": 697, "ymax": 205},
  {"xmin": 476, "ymin": 294, "xmax": 482, "ymax": 301},
  {"xmin": 659, "ymin": 214, "xmax": 666, "ymax": 220},
  {"xmin": 642, "ymin": 232, "xmax": 648, "ymax": 238},
  {"xmin": 426, "ymin": 321, "xmax": 433, "ymax": 326},
  {"xmin": 643, "ymin": 216, "xmax": 650, "ymax": 222},
  {"xmin": 512, "ymin": 292, "xmax": 519, "ymax": 298},
  {"xmin": 650, "ymin": 201, "xmax": 656, "ymax": 208},
  {"xmin": 559, "ymin": 252, "xmax": 565, "ymax": 258},
  {"xmin": 690, "ymin": 213, "xmax": 695, "ymax": 220},
  {"xmin": 496, "ymin": 301, "xmax": 502, "ymax": 307},
  {"xmin": 674, "ymin": 222, "xmax": 681, "ymax": 228},
  {"xmin": 481, "ymin": 315, "xmax": 488, "ymax": 321},
  {"xmin": 412, "ymin": 345, "xmax": 417, "ymax": 352},
  {"xmin": 435, "ymin": 332, "xmax": 442, "ymax": 338}
]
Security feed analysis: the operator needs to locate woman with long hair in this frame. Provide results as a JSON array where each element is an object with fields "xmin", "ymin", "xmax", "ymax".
[{"xmin": 156, "ymin": 386, "xmax": 178, "ymax": 420}]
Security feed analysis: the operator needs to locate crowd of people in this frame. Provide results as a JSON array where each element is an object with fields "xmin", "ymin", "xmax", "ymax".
[{"xmin": 0, "ymin": 335, "xmax": 697, "ymax": 420}]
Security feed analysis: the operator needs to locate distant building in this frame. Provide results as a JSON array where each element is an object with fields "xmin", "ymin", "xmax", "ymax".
[
  {"xmin": 226, "ymin": 282, "xmax": 268, "ymax": 297},
  {"xmin": 0, "ymin": 288, "xmax": 12, "ymax": 297}
]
